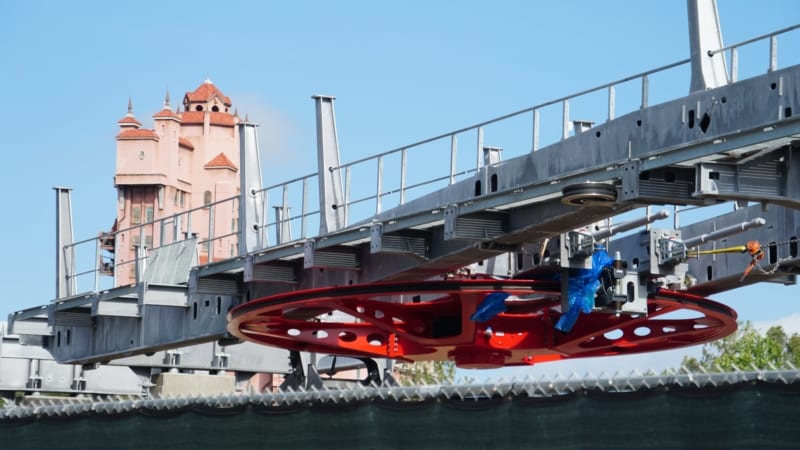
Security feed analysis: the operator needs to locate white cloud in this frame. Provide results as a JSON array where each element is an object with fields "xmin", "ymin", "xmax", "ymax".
[
  {"xmin": 229, "ymin": 92, "xmax": 314, "ymax": 183},
  {"xmin": 753, "ymin": 312, "xmax": 800, "ymax": 335}
]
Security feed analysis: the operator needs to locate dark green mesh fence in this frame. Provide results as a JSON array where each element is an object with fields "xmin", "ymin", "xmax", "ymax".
[{"xmin": 2, "ymin": 380, "xmax": 800, "ymax": 449}]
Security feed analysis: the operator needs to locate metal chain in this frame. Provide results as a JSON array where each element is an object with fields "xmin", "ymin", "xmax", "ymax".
[{"xmin": 751, "ymin": 238, "xmax": 798, "ymax": 276}]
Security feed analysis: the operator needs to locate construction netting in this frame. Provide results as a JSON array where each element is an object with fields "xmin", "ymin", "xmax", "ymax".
[{"xmin": 2, "ymin": 371, "xmax": 800, "ymax": 449}]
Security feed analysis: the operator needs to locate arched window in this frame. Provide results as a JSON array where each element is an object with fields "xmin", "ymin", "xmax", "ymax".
[
  {"xmin": 212, "ymin": 105, "xmax": 220, "ymax": 112},
  {"xmin": 204, "ymin": 190, "xmax": 212, "ymax": 206},
  {"xmin": 195, "ymin": 105, "xmax": 203, "ymax": 111}
]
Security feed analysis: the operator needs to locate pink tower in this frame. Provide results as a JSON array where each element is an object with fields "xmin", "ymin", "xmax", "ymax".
[{"xmin": 109, "ymin": 80, "xmax": 241, "ymax": 286}]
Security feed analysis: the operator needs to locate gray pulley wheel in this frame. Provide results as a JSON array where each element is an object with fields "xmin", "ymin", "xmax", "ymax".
[{"xmin": 561, "ymin": 182, "xmax": 617, "ymax": 206}]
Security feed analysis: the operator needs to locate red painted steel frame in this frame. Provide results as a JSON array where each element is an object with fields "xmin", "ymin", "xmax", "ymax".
[{"xmin": 227, "ymin": 278, "xmax": 737, "ymax": 369}]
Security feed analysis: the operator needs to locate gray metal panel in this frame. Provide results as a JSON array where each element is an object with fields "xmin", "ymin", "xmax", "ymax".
[
  {"xmin": 315, "ymin": 95, "xmax": 346, "ymax": 234},
  {"xmin": 140, "ymin": 304, "xmax": 191, "ymax": 347},
  {"xmin": 238, "ymin": 123, "xmax": 266, "ymax": 254},
  {"xmin": 54, "ymin": 187, "xmax": 75, "ymax": 299},
  {"xmin": 144, "ymin": 238, "xmax": 198, "ymax": 285}
]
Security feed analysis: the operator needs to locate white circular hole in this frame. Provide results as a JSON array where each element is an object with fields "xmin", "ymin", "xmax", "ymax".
[
  {"xmin": 375, "ymin": 310, "xmax": 384, "ymax": 319},
  {"xmin": 287, "ymin": 328, "xmax": 301, "ymax": 337},
  {"xmin": 367, "ymin": 334, "xmax": 384, "ymax": 346},
  {"xmin": 663, "ymin": 326, "xmax": 676, "ymax": 333},
  {"xmin": 356, "ymin": 306, "xmax": 365, "ymax": 314},
  {"xmin": 634, "ymin": 327, "xmax": 651, "ymax": 337},
  {"xmin": 314, "ymin": 330, "xmax": 328, "ymax": 339},
  {"xmin": 694, "ymin": 324, "xmax": 709, "ymax": 329},
  {"xmin": 604, "ymin": 329, "xmax": 623, "ymax": 340}
]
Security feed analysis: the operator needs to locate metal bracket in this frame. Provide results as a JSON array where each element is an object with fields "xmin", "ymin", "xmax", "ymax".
[
  {"xmin": 656, "ymin": 237, "xmax": 688, "ymax": 266},
  {"xmin": 560, "ymin": 230, "xmax": 595, "ymax": 269},
  {"xmin": 649, "ymin": 229, "xmax": 685, "ymax": 275},
  {"xmin": 593, "ymin": 270, "xmax": 649, "ymax": 315}
]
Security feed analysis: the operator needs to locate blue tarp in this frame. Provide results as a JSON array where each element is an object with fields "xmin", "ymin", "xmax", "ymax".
[{"xmin": 555, "ymin": 246, "xmax": 614, "ymax": 333}]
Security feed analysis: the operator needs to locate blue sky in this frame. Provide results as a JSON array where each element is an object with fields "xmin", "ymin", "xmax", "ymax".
[{"xmin": 1, "ymin": 1, "xmax": 799, "ymax": 375}]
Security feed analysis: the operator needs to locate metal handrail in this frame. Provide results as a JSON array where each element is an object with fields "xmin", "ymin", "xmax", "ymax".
[
  {"xmin": 61, "ymin": 24, "xmax": 800, "ymax": 296},
  {"xmin": 707, "ymin": 23, "xmax": 800, "ymax": 55}
]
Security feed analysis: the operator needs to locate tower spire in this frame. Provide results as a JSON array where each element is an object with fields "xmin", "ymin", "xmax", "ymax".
[
  {"xmin": 127, "ymin": 97, "xmax": 133, "ymax": 114},
  {"xmin": 164, "ymin": 89, "xmax": 171, "ymax": 109}
]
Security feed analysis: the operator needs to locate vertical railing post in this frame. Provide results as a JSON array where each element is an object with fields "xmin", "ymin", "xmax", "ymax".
[
  {"xmin": 135, "ymin": 226, "xmax": 145, "ymax": 283},
  {"xmin": 399, "ymin": 148, "xmax": 408, "ymax": 205},
  {"xmin": 640, "ymin": 74, "xmax": 649, "ymax": 109},
  {"xmin": 532, "ymin": 108, "xmax": 540, "ymax": 151},
  {"xmin": 561, "ymin": 100, "xmax": 570, "ymax": 140},
  {"xmin": 376, "ymin": 156, "xmax": 384, "ymax": 214},
  {"xmin": 208, "ymin": 205, "xmax": 215, "ymax": 263},
  {"xmin": 172, "ymin": 214, "xmax": 178, "ymax": 242},
  {"xmin": 301, "ymin": 178, "xmax": 308, "ymax": 239},
  {"xmin": 476, "ymin": 127, "xmax": 484, "ymax": 169},
  {"xmin": 261, "ymin": 191, "xmax": 269, "ymax": 246},
  {"xmin": 730, "ymin": 46, "xmax": 739, "ymax": 82},
  {"xmin": 281, "ymin": 184, "xmax": 290, "ymax": 242},
  {"xmin": 186, "ymin": 212, "xmax": 192, "ymax": 242},
  {"xmin": 94, "ymin": 239, "xmax": 100, "ymax": 292},
  {"xmin": 449, "ymin": 135, "xmax": 458, "ymax": 184},
  {"xmin": 769, "ymin": 35, "xmax": 778, "ymax": 72},
  {"xmin": 344, "ymin": 167, "xmax": 351, "ymax": 226},
  {"xmin": 607, "ymin": 85, "xmax": 616, "ymax": 121}
]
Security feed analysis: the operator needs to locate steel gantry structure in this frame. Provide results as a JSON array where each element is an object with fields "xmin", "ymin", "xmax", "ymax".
[{"xmin": 4, "ymin": 0, "xmax": 800, "ymax": 394}]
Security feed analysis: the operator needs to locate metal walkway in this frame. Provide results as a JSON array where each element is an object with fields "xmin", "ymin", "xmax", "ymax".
[{"xmin": 4, "ymin": 2, "xmax": 800, "ymax": 396}]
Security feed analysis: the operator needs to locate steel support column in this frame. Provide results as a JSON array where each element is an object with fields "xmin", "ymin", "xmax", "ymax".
[{"xmin": 314, "ymin": 95, "xmax": 346, "ymax": 234}]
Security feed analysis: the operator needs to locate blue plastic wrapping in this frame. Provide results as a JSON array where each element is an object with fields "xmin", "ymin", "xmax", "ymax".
[
  {"xmin": 470, "ymin": 292, "xmax": 511, "ymax": 322},
  {"xmin": 555, "ymin": 246, "xmax": 614, "ymax": 333}
]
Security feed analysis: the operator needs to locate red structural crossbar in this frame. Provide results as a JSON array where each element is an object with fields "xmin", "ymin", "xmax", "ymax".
[{"xmin": 227, "ymin": 278, "xmax": 737, "ymax": 369}]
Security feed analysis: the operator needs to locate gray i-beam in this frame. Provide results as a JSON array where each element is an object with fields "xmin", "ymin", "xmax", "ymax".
[
  {"xmin": 688, "ymin": 0, "xmax": 729, "ymax": 92},
  {"xmin": 54, "ymin": 187, "xmax": 75, "ymax": 298},
  {"xmin": 314, "ymin": 95, "xmax": 346, "ymax": 234},
  {"xmin": 238, "ymin": 122, "xmax": 265, "ymax": 254}
]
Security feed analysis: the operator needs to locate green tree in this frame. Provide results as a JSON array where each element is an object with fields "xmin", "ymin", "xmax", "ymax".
[
  {"xmin": 681, "ymin": 321, "xmax": 799, "ymax": 371},
  {"xmin": 395, "ymin": 360, "xmax": 455, "ymax": 385}
]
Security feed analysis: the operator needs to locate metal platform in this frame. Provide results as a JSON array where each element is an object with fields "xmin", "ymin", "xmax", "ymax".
[{"xmin": 4, "ymin": 2, "xmax": 800, "ymax": 396}]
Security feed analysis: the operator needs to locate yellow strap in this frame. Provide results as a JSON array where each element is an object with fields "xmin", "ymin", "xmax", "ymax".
[{"xmin": 691, "ymin": 245, "xmax": 747, "ymax": 256}]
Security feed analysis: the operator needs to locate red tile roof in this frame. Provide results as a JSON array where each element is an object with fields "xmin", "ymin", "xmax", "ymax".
[
  {"xmin": 180, "ymin": 111, "xmax": 204, "ymax": 124},
  {"xmin": 179, "ymin": 110, "xmax": 236, "ymax": 127},
  {"xmin": 185, "ymin": 81, "xmax": 232, "ymax": 106},
  {"xmin": 204, "ymin": 152, "xmax": 238, "ymax": 171},
  {"xmin": 116, "ymin": 129, "xmax": 159, "ymax": 140},
  {"xmin": 118, "ymin": 115, "xmax": 141, "ymax": 126},
  {"xmin": 178, "ymin": 137, "xmax": 195, "ymax": 150},
  {"xmin": 153, "ymin": 108, "xmax": 179, "ymax": 119},
  {"xmin": 210, "ymin": 112, "xmax": 235, "ymax": 127}
]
